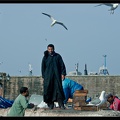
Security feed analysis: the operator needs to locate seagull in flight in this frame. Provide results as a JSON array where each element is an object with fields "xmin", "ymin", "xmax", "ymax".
[
  {"xmin": 42, "ymin": 12, "xmax": 68, "ymax": 30},
  {"xmin": 95, "ymin": 3, "xmax": 119, "ymax": 14}
]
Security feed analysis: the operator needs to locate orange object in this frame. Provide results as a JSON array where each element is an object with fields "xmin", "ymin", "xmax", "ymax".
[
  {"xmin": 74, "ymin": 106, "xmax": 98, "ymax": 111},
  {"xmin": 67, "ymin": 98, "xmax": 73, "ymax": 103},
  {"xmin": 74, "ymin": 90, "xmax": 88, "ymax": 94},
  {"xmin": 74, "ymin": 93, "xmax": 87, "ymax": 97}
]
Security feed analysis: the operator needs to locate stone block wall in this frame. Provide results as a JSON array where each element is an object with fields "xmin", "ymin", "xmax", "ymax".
[{"xmin": 1, "ymin": 75, "xmax": 120, "ymax": 100}]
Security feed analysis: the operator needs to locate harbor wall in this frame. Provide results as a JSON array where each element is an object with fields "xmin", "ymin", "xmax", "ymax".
[{"xmin": 0, "ymin": 75, "xmax": 120, "ymax": 100}]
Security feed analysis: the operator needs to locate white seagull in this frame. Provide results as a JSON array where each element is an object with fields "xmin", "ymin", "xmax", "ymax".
[
  {"xmin": 88, "ymin": 91, "xmax": 106, "ymax": 107},
  {"xmin": 96, "ymin": 91, "xmax": 107, "ymax": 107},
  {"xmin": 95, "ymin": 3, "xmax": 119, "ymax": 14},
  {"xmin": 42, "ymin": 12, "xmax": 68, "ymax": 30}
]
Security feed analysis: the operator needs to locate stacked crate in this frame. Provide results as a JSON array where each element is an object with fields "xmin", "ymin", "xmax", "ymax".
[
  {"xmin": 73, "ymin": 90, "xmax": 87, "ymax": 110},
  {"xmin": 73, "ymin": 90, "xmax": 98, "ymax": 111}
]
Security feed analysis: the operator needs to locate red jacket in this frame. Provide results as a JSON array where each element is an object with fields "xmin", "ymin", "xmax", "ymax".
[{"xmin": 110, "ymin": 96, "xmax": 120, "ymax": 111}]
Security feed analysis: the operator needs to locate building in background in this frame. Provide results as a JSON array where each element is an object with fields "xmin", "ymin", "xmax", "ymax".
[
  {"xmin": 84, "ymin": 64, "xmax": 88, "ymax": 75},
  {"xmin": 98, "ymin": 55, "xmax": 109, "ymax": 75},
  {"xmin": 68, "ymin": 63, "xmax": 82, "ymax": 76}
]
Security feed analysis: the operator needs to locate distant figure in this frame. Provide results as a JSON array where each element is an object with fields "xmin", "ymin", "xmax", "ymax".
[
  {"xmin": 41, "ymin": 44, "xmax": 66, "ymax": 109},
  {"xmin": 29, "ymin": 64, "xmax": 33, "ymax": 76},
  {"xmin": 7, "ymin": 87, "xmax": 34, "ymax": 116},
  {"xmin": 105, "ymin": 93, "xmax": 120, "ymax": 111},
  {"xmin": 62, "ymin": 77, "xmax": 84, "ymax": 104}
]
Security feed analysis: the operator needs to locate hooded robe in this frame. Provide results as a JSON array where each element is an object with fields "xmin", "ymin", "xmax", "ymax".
[{"xmin": 41, "ymin": 50, "xmax": 66, "ymax": 103}]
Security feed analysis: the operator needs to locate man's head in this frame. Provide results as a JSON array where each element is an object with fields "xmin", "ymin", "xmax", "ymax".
[
  {"xmin": 62, "ymin": 75, "xmax": 65, "ymax": 80},
  {"xmin": 105, "ymin": 93, "xmax": 114, "ymax": 103},
  {"xmin": 47, "ymin": 44, "xmax": 55, "ymax": 54},
  {"xmin": 20, "ymin": 87, "xmax": 29, "ymax": 97}
]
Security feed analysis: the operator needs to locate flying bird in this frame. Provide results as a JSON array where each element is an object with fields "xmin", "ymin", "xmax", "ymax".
[
  {"xmin": 18, "ymin": 70, "xmax": 21, "ymax": 73},
  {"xmin": 95, "ymin": 3, "xmax": 119, "ymax": 14},
  {"xmin": 42, "ymin": 12, "xmax": 68, "ymax": 30}
]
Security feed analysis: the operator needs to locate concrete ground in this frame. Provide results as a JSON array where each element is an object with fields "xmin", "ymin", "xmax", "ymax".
[{"xmin": 0, "ymin": 107, "xmax": 120, "ymax": 117}]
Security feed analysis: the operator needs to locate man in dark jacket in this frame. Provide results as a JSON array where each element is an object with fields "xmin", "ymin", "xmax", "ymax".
[{"xmin": 41, "ymin": 44, "xmax": 66, "ymax": 109}]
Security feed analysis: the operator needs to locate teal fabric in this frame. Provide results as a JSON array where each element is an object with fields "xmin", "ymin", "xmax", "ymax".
[
  {"xmin": 62, "ymin": 78, "xmax": 83, "ymax": 104},
  {"xmin": 7, "ymin": 94, "xmax": 28, "ymax": 116}
]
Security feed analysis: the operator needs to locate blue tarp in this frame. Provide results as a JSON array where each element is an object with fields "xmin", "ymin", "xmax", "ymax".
[{"xmin": 0, "ymin": 96, "xmax": 14, "ymax": 108}]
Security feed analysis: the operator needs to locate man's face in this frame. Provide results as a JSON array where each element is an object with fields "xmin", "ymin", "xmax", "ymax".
[
  {"xmin": 107, "ymin": 96, "xmax": 114, "ymax": 103},
  {"xmin": 47, "ymin": 47, "xmax": 54, "ymax": 54},
  {"xmin": 24, "ymin": 90, "xmax": 29, "ymax": 97},
  {"xmin": 61, "ymin": 75, "xmax": 65, "ymax": 80}
]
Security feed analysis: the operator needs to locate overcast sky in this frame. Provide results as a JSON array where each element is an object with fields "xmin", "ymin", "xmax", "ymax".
[{"xmin": 0, "ymin": 3, "xmax": 120, "ymax": 76}]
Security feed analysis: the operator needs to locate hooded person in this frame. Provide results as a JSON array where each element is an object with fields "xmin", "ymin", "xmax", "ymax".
[
  {"xmin": 41, "ymin": 44, "xmax": 66, "ymax": 109},
  {"xmin": 62, "ymin": 77, "xmax": 84, "ymax": 104},
  {"xmin": 105, "ymin": 93, "xmax": 120, "ymax": 111}
]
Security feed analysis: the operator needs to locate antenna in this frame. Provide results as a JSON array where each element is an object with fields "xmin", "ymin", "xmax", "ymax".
[
  {"xmin": 75, "ymin": 62, "xmax": 79, "ymax": 76},
  {"xmin": 103, "ymin": 55, "xmax": 107, "ymax": 68},
  {"xmin": 75, "ymin": 62, "xmax": 79, "ymax": 72},
  {"xmin": 102, "ymin": 55, "xmax": 109, "ymax": 75}
]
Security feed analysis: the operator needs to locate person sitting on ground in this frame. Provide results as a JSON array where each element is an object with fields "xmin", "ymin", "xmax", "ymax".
[
  {"xmin": 62, "ymin": 76, "xmax": 88, "ymax": 105},
  {"xmin": 7, "ymin": 87, "xmax": 34, "ymax": 116},
  {"xmin": 105, "ymin": 93, "xmax": 120, "ymax": 111}
]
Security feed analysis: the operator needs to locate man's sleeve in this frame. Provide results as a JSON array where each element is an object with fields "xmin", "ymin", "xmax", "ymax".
[
  {"xmin": 63, "ymin": 87, "xmax": 69, "ymax": 104},
  {"xmin": 113, "ymin": 98, "xmax": 120, "ymax": 111},
  {"xmin": 41, "ymin": 57, "xmax": 46, "ymax": 79},
  {"xmin": 58, "ymin": 55, "xmax": 66, "ymax": 76},
  {"xmin": 20, "ymin": 97, "xmax": 29, "ymax": 109}
]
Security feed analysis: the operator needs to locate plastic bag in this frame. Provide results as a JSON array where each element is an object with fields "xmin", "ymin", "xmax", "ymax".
[{"xmin": 37, "ymin": 100, "xmax": 49, "ymax": 108}]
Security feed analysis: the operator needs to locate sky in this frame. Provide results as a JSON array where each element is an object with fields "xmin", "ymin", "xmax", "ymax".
[{"xmin": 0, "ymin": 3, "xmax": 120, "ymax": 76}]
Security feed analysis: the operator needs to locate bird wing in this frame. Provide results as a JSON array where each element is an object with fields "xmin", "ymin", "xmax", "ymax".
[
  {"xmin": 94, "ymin": 4, "xmax": 103, "ymax": 7},
  {"xmin": 56, "ymin": 21, "xmax": 68, "ymax": 30},
  {"xmin": 42, "ymin": 12, "xmax": 55, "ymax": 21},
  {"xmin": 104, "ymin": 3, "xmax": 113, "ymax": 6},
  {"xmin": 94, "ymin": 3, "xmax": 113, "ymax": 7},
  {"xmin": 89, "ymin": 98, "xmax": 101, "ymax": 105},
  {"xmin": 96, "ymin": 99, "xmax": 106, "ymax": 107}
]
